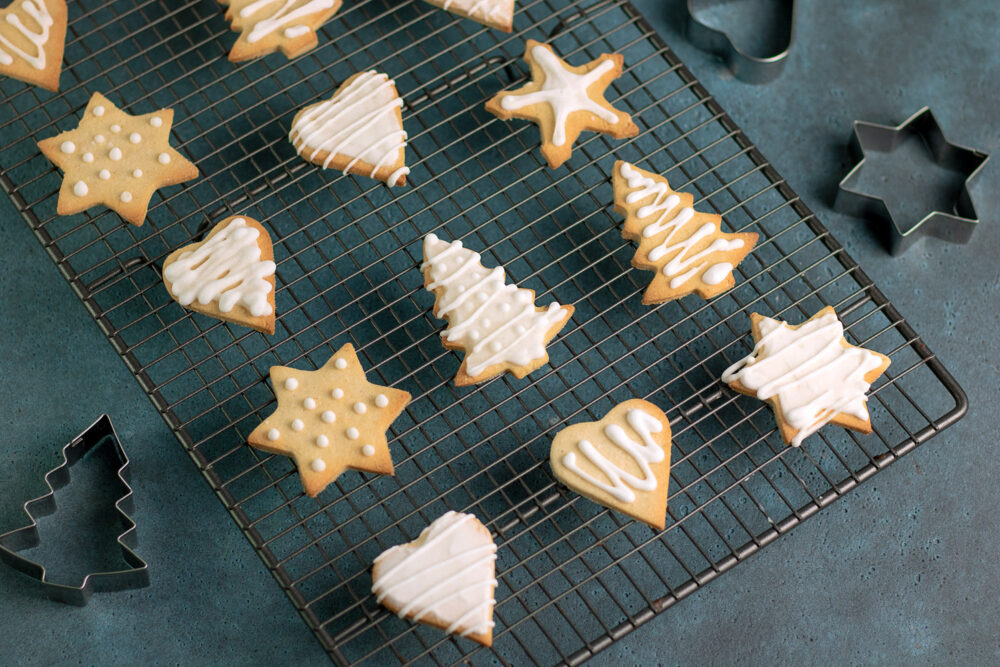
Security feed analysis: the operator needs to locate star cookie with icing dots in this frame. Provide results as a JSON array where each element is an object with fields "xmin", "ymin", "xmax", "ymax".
[
  {"xmin": 219, "ymin": 0, "xmax": 344, "ymax": 62},
  {"xmin": 247, "ymin": 343, "xmax": 411, "ymax": 497},
  {"xmin": 485, "ymin": 39, "xmax": 638, "ymax": 168},
  {"xmin": 38, "ymin": 92, "xmax": 199, "ymax": 226},
  {"xmin": 0, "ymin": 0, "xmax": 68, "ymax": 91}
]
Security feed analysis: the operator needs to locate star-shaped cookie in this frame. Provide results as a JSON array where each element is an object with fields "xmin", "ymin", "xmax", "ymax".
[
  {"xmin": 485, "ymin": 39, "xmax": 638, "ymax": 168},
  {"xmin": 37, "ymin": 92, "xmax": 199, "ymax": 226},
  {"xmin": 0, "ymin": 0, "xmax": 68, "ymax": 91},
  {"xmin": 219, "ymin": 0, "xmax": 344, "ymax": 62},
  {"xmin": 247, "ymin": 343, "xmax": 411, "ymax": 497},
  {"xmin": 721, "ymin": 306, "xmax": 891, "ymax": 447}
]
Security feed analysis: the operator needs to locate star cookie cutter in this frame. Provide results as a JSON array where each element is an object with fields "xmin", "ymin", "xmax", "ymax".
[
  {"xmin": 0, "ymin": 415, "xmax": 149, "ymax": 605},
  {"xmin": 685, "ymin": 0, "xmax": 797, "ymax": 84},
  {"xmin": 836, "ymin": 107, "xmax": 990, "ymax": 256}
]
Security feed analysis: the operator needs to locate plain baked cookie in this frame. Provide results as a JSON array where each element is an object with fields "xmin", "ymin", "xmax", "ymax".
[
  {"xmin": 162, "ymin": 215, "xmax": 277, "ymax": 335},
  {"xmin": 721, "ymin": 306, "xmax": 891, "ymax": 447},
  {"xmin": 550, "ymin": 399, "xmax": 672, "ymax": 529},
  {"xmin": 0, "ymin": 0, "xmax": 67, "ymax": 91},
  {"xmin": 372, "ymin": 511, "xmax": 498, "ymax": 647},
  {"xmin": 218, "ymin": 0, "xmax": 344, "ymax": 62}
]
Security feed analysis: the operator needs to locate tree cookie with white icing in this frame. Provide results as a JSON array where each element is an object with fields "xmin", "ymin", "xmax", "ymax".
[
  {"xmin": 162, "ymin": 215, "xmax": 277, "ymax": 335},
  {"xmin": 37, "ymin": 92, "xmax": 199, "ymax": 226},
  {"xmin": 289, "ymin": 70, "xmax": 410, "ymax": 186},
  {"xmin": 372, "ymin": 511, "xmax": 498, "ymax": 647},
  {"xmin": 219, "ymin": 0, "xmax": 343, "ymax": 62},
  {"xmin": 423, "ymin": 0, "xmax": 515, "ymax": 32},
  {"xmin": 485, "ymin": 39, "xmax": 638, "ymax": 168},
  {"xmin": 722, "ymin": 306, "xmax": 891, "ymax": 447},
  {"xmin": 550, "ymin": 399, "xmax": 672, "ymax": 529},
  {"xmin": 421, "ymin": 232, "xmax": 574, "ymax": 386},
  {"xmin": 247, "ymin": 343, "xmax": 411, "ymax": 497},
  {"xmin": 0, "ymin": 0, "xmax": 67, "ymax": 91},
  {"xmin": 613, "ymin": 160, "xmax": 758, "ymax": 305}
]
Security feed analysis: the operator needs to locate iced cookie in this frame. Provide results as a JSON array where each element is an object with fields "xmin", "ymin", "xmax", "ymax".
[
  {"xmin": 0, "ymin": 0, "xmax": 67, "ymax": 91},
  {"xmin": 247, "ymin": 343, "xmax": 411, "ymax": 497},
  {"xmin": 550, "ymin": 399, "xmax": 672, "ymax": 529},
  {"xmin": 219, "ymin": 0, "xmax": 343, "ymax": 62},
  {"xmin": 372, "ymin": 511, "xmax": 498, "ymax": 647},
  {"xmin": 484, "ymin": 39, "xmax": 638, "ymax": 168},
  {"xmin": 721, "ymin": 306, "xmax": 891, "ymax": 447},
  {"xmin": 613, "ymin": 161, "xmax": 758, "ymax": 304},
  {"xmin": 289, "ymin": 70, "xmax": 409, "ymax": 186},
  {"xmin": 37, "ymin": 92, "xmax": 199, "ymax": 226},
  {"xmin": 162, "ymin": 216, "xmax": 277, "ymax": 335},
  {"xmin": 423, "ymin": 0, "xmax": 514, "ymax": 32},
  {"xmin": 421, "ymin": 233, "xmax": 574, "ymax": 386}
]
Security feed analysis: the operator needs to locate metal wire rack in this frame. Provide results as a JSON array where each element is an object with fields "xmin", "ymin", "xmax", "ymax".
[{"xmin": 0, "ymin": 0, "xmax": 967, "ymax": 664}]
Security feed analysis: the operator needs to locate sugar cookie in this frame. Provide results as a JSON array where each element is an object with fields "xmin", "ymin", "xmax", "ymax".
[
  {"xmin": 0, "ymin": 0, "xmax": 66, "ymax": 91},
  {"xmin": 219, "ymin": 0, "xmax": 343, "ymax": 62},
  {"xmin": 423, "ymin": 0, "xmax": 514, "ymax": 32}
]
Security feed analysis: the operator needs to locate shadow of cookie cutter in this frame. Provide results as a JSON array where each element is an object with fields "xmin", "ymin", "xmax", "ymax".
[
  {"xmin": 686, "ymin": 0, "xmax": 796, "ymax": 84},
  {"xmin": 835, "ymin": 107, "xmax": 990, "ymax": 256},
  {"xmin": 0, "ymin": 415, "xmax": 149, "ymax": 605}
]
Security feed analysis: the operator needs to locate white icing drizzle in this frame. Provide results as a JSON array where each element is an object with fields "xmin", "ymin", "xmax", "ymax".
[
  {"xmin": 619, "ymin": 162, "xmax": 745, "ymax": 289},
  {"xmin": 422, "ymin": 233, "xmax": 569, "ymax": 378},
  {"xmin": 289, "ymin": 70, "xmax": 409, "ymax": 184},
  {"xmin": 0, "ymin": 0, "xmax": 53, "ymax": 70},
  {"xmin": 372, "ymin": 512, "xmax": 497, "ymax": 639},
  {"xmin": 561, "ymin": 408, "xmax": 665, "ymax": 503},
  {"xmin": 721, "ymin": 310, "xmax": 886, "ymax": 447},
  {"xmin": 436, "ymin": 0, "xmax": 512, "ymax": 22},
  {"xmin": 237, "ymin": 0, "xmax": 335, "ymax": 44},
  {"xmin": 163, "ymin": 217, "xmax": 276, "ymax": 317},
  {"xmin": 500, "ymin": 45, "xmax": 618, "ymax": 147}
]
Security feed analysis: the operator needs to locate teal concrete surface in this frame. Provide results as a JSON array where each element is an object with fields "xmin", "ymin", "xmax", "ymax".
[{"xmin": 2, "ymin": 1, "xmax": 998, "ymax": 664}]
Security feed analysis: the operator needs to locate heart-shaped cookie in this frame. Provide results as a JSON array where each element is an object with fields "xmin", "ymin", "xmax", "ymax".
[
  {"xmin": 550, "ymin": 399, "xmax": 672, "ymax": 529},
  {"xmin": 162, "ymin": 216, "xmax": 277, "ymax": 334},
  {"xmin": 0, "ymin": 0, "xmax": 68, "ymax": 92},
  {"xmin": 372, "ymin": 511, "xmax": 498, "ymax": 647}
]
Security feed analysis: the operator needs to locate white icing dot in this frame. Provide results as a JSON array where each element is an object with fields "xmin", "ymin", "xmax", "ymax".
[
  {"xmin": 95, "ymin": 134, "xmax": 105, "ymax": 143},
  {"xmin": 284, "ymin": 377, "xmax": 299, "ymax": 390},
  {"xmin": 375, "ymin": 394, "xmax": 388, "ymax": 408},
  {"xmin": 321, "ymin": 410, "xmax": 336, "ymax": 423},
  {"xmin": 353, "ymin": 402, "xmax": 366, "ymax": 415},
  {"xmin": 149, "ymin": 116, "xmax": 162, "ymax": 127},
  {"xmin": 334, "ymin": 358, "xmax": 347, "ymax": 369},
  {"xmin": 158, "ymin": 152, "xmax": 170, "ymax": 164},
  {"xmin": 331, "ymin": 388, "xmax": 344, "ymax": 399},
  {"xmin": 346, "ymin": 427, "xmax": 359, "ymax": 440},
  {"xmin": 93, "ymin": 105, "xmax": 105, "ymax": 117},
  {"xmin": 109, "ymin": 147, "xmax": 123, "ymax": 161},
  {"xmin": 82, "ymin": 152, "xmax": 94, "ymax": 163},
  {"xmin": 60, "ymin": 141, "xmax": 75, "ymax": 154},
  {"xmin": 316, "ymin": 435, "xmax": 329, "ymax": 448},
  {"xmin": 267, "ymin": 428, "xmax": 280, "ymax": 441},
  {"xmin": 292, "ymin": 419, "xmax": 304, "ymax": 431},
  {"xmin": 490, "ymin": 341, "xmax": 502, "ymax": 352},
  {"xmin": 111, "ymin": 124, "xmax": 121, "ymax": 133},
  {"xmin": 73, "ymin": 181, "xmax": 88, "ymax": 196},
  {"xmin": 132, "ymin": 169, "xmax": 143, "ymax": 178},
  {"xmin": 500, "ymin": 302, "xmax": 511, "ymax": 313},
  {"xmin": 129, "ymin": 132, "xmax": 141, "ymax": 144},
  {"xmin": 120, "ymin": 191, "xmax": 132, "ymax": 203},
  {"xmin": 362, "ymin": 444, "xmax": 375, "ymax": 457},
  {"xmin": 311, "ymin": 459, "xmax": 326, "ymax": 472},
  {"xmin": 303, "ymin": 397, "xmax": 316, "ymax": 410},
  {"xmin": 99, "ymin": 169, "xmax": 111, "ymax": 180}
]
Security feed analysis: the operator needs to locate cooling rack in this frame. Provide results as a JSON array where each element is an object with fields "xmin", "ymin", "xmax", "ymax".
[{"xmin": 0, "ymin": 0, "xmax": 967, "ymax": 664}]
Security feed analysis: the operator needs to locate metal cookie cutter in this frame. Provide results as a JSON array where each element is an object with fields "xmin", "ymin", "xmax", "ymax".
[
  {"xmin": 0, "ymin": 415, "xmax": 149, "ymax": 605},
  {"xmin": 836, "ymin": 107, "xmax": 990, "ymax": 256},
  {"xmin": 686, "ymin": 0, "xmax": 797, "ymax": 84}
]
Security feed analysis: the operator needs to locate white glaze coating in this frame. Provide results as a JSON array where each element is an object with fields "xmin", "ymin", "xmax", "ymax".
[
  {"xmin": 500, "ymin": 45, "xmax": 618, "ymax": 147},
  {"xmin": 721, "ymin": 310, "xmax": 886, "ymax": 446},
  {"xmin": 422, "ymin": 233, "xmax": 568, "ymax": 378},
  {"xmin": 163, "ymin": 217, "xmax": 276, "ymax": 317},
  {"xmin": 0, "ymin": 0, "xmax": 53, "ymax": 70},
  {"xmin": 561, "ymin": 408, "xmax": 665, "ymax": 503},
  {"xmin": 289, "ymin": 70, "xmax": 409, "ymax": 185},
  {"xmin": 435, "ymin": 0, "xmax": 513, "ymax": 23},
  {"xmin": 372, "ymin": 511, "xmax": 496, "ymax": 639},
  {"xmin": 237, "ymin": 0, "xmax": 336, "ymax": 44}
]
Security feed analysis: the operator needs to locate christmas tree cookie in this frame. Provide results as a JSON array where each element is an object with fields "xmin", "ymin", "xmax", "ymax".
[
  {"xmin": 421, "ymin": 233, "xmax": 574, "ymax": 385},
  {"xmin": 613, "ymin": 160, "xmax": 758, "ymax": 304},
  {"xmin": 423, "ymin": 0, "xmax": 514, "ymax": 32},
  {"xmin": 218, "ymin": 0, "xmax": 343, "ymax": 62},
  {"xmin": 0, "ymin": 0, "xmax": 67, "ymax": 91}
]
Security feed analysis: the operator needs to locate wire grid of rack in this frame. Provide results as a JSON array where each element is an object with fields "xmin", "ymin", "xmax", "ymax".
[{"xmin": 0, "ymin": 0, "xmax": 967, "ymax": 664}]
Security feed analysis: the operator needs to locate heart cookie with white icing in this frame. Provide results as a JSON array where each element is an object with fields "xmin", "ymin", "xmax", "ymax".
[
  {"xmin": 219, "ymin": 0, "xmax": 344, "ymax": 62},
  {"xmin": 0, "ymin": 0, "xmax": 66, "ymax": 91},
  {"xmin": 423, "ymin": 0, "xmax": 514, "ymax": 32},
  {"xmin": 289, "ymin": 70, "xmax": 410, "ymax": 186},
  {"xmin": 550, "ymin": 399, "xmax": 672, "ymax": 530},
  {"xmin": 372, "ymin": 511, "xmax": 498, "ymax": 647},
  {"xmin": 162, "ymin": 216, "xmax": 277, "ymax": 335}
]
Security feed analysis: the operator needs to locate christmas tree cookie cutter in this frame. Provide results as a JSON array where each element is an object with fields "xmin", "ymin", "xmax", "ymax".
[
  {"xmin": 685, "ymin": 0, "xmax": 797, "ymax": 84},
  {"xmin": 0, "ymin": 415, "xmax": 149, "ymax": 605},
  {"xmin": 835, "ymin": 107, "xmax": 990, "ymax": 256}
]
